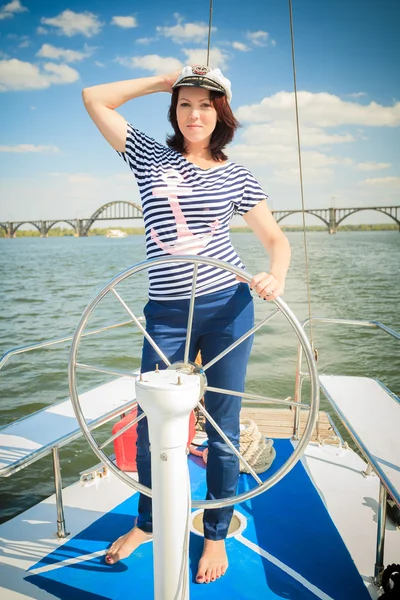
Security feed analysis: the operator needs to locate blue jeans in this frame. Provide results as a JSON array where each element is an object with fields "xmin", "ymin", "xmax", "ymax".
[{"xmin": 136, "ymin": 283, "xmax": 254, "ymax": 540}]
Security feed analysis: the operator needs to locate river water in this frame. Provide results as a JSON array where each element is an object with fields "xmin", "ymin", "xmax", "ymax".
[{"xmin": 0, "ymin": 231, "xmax": 399, "ymax": 523}]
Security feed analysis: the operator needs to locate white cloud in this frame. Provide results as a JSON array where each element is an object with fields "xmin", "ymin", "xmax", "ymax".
[
  {"xmin": 111, "ymin": 16, "xmax": 138, "ymax": 29},
  {"xmin": 41, "ymin": 10, "xmax": 102, "ymax": 38},
  {"xmin": 0, "ymin": 58, "xmax": 50, "ymax": 91},
  {"xmin": 347, "ymin": 92, "xmax": 367, "ymax": 98},
  {"xmin": 0, "ymin": 172, "xmax": 143, "ymax": 221},
  {"xmin": 355, "ymin": 161, "xmax": 391, "ymax": 171},
  {"xmin": 116, "ymin": 54, "xmax": 182, "ymax": 75},
  {"xmin": 359, "ymin": 177, "xmax": 400, "ymax": 187},
  {"xmin": 6, "ymin": 32, "xmax": 29, "ymax": 48},
  {"xmin": 230, "ymin": 137, "xmax": 347, "ymax": 170},
  {"xmin": 95, "ymin": 61, "xmax": 105, "ymax": 68},
  {"xmin": 0, "ymin": 144, "xmax": 59, "ymax": 153},
  {"xmin": 0, "ymin": 58, "xmax": 79, "ymax": 91},
  {"xmin": 230, "ymin": 92, "xmax": 400, "ymax": 198},
  {"xmin": 232, "ymin": 42, "xmax": 250, "ymax": 52},
  {"xmin": 157, "ymin": 14, "xmax": 214, "ymax": 44},
  {"xmin": 271, "ymin": 167, "xmax": 334, "ymax": 185},
  {"xmin": 246, "ymin": 30, "xmax": 275, "ymax": 47},
  {"xmin": 42, "ymin": 62, "xmax": 80, "ymax": 84},
  {"xmin": 36, "ymin": 26, "xmax": 47, "ymax": 35},
  {"xmin": 182, "ymin": 47, "xmax": 229, "ymax": 70},
  {"xmin": 49, "ymin": 171, "xmax": 134, "ymax": 185},
  {"xmin": 136, "ymin": 37, "xmax": 157, "ymax": 45},
  {"xmin": 236, "ymin": 91, "xmax": 400, "ymax": 127},
  {"xmin": 230, "ymin": 117, "xmax": 355, "ymax": 180},
  {"xmin": 36, "ymin": 43, "xmax": 94, "ymax": 63},
  {"xmin": 49, "ymin": 172, "xmax": 98, "ymax": 184},
  {"xmin": 0, "ymin": 0, "xmax": 28, "ymax": 21},
  {"xmin": 239, "ymin": 122, "xmax": 355, "ymax": 149}
]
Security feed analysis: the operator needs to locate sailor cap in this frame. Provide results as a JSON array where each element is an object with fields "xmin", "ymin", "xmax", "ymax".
[{"xmin": 172, "ymin": 65, "xmax": 232, "ymax": 103}]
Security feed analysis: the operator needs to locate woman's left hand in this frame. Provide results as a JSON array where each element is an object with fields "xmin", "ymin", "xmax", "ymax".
[{"xmin": 237, "ymin": 272, "xmax": 285, "ymax": 301}]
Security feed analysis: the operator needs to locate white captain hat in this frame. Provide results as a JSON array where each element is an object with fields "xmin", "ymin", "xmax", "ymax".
[{"xmin": 172, "ymin": 65, "xmax": 232, "ymax": 103}]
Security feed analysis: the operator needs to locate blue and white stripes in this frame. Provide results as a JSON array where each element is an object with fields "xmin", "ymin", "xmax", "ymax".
[{"xmin": 118, "ymin": 124, "xmax": 267, "ymax": 300}]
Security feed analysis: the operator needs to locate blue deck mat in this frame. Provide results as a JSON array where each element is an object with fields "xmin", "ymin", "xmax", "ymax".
[{"xmin": 26, "ymin": 439, "xmax": 370, "ymax": 599}]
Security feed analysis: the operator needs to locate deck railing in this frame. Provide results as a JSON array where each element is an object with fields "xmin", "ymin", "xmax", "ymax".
[
  {"xmin": 0, "ymin": 318, "xmax": 142, "ymax": 538},
  {"xmin": 293, "ymin": 317, "xmax": 400, "ymax": 440},
  {"xmin": 0, "ymin": 318, "xmax": 141, "ymax": 370},
  {"xmin": 3, "ymin": 314, "xmax": 398, "ymax": 539}
]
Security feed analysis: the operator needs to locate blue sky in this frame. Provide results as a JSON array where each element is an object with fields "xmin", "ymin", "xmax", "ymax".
[{"xmin": 0, "ymin": 0, "xmax": 399, "ymax": 226}]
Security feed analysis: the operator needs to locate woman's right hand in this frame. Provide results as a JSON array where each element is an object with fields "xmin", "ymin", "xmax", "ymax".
[{"xmin": 163, "ymin": 69, "xmax": 182, "ymax": 93}]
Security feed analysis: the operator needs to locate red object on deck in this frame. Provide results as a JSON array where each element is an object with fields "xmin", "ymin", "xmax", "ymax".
[
  {"xmin": 188, "ymin": 410, "xmax": 196, "ymax": 447},
  {"xmin": 112, "ymin": 408, "xmax": 139, "ymax": 472},
  {"xmin": 113, "ymin": 409, "xmax": 197, "ymax": 472}
]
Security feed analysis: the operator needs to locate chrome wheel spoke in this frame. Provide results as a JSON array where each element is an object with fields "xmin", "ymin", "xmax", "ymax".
[
  {"xmin": 196, "ymin": 402, "xmax": 263, "ymax": 486},
  {"xmin": 184, "ymin": 264, "xmax": 198, "ymax": 364},
  {"xmin": 99, "ymin": 411, "xmax": 146, "ymax": 450},
  {"xmin": 76, "ymin": 362, "xmax": 138, "ymax": 379},
  {"xmin": 202, "ymin": 308, "xmax": 280, "ymax": 372},
  {"xmin": 205, "ymin": 385, "xmax": 310, "ymax": 409},
  {"xmin": 111, "ymin": 288, "xmax": 171, "ymax": 367},
  {"xmin": 69, "ymin": 254, "xmax": 319, "ymax": 508}
]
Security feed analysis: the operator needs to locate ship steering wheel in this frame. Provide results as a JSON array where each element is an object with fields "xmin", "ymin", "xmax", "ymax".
[{"xmin": 68, "ymin": 255, "xmax": 319, "ymax": 509}]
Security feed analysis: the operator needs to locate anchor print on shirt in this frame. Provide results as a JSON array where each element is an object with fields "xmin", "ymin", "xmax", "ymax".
[{"xmin": 151, "ymin": 169, "xmax": 220, "ymax": 255}]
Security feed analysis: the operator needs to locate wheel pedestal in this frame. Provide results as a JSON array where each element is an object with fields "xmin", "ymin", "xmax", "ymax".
[{"xmin": 136, "ymin": 369, "xmax": 201, "ymax": 600}]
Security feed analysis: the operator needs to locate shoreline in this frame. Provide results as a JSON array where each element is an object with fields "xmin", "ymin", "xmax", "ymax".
[{"xmin": 0, "ymin": 224, "xmax": 398, "ymax": 238}]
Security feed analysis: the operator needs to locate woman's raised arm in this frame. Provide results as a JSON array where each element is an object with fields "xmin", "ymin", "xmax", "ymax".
[{"xmin": 82, "ymin": 71, "xmax": 180, "ymax": 152}]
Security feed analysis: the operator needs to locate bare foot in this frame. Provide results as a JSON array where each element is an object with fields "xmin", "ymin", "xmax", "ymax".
[
  {"xmin": 196, "ymin": 539, "xmax": 228, "ymax": 583},
  {"xmin": 105, "ymin": 526, "xmax": 152, "ymax": 564}
]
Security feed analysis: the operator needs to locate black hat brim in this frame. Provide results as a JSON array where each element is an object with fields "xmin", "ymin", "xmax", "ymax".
[{"xmin": 172, "ymin": 75, "xmax": 226, "ymax": 96}]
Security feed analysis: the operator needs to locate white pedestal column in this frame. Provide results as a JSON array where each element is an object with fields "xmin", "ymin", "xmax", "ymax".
[{"xmin": 135, "ymin": 369, "xmax": 201, "ymax": 600}]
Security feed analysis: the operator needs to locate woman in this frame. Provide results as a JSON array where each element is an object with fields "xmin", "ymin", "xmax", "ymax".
[{"xmin": 82, "ymin": 65, "xmax": 291, "ymax": 584}]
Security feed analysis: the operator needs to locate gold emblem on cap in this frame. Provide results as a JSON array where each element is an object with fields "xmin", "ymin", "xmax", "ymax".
[{"xmin": 192, "ymin": 65, "xmax": 210, "ymax": 75}]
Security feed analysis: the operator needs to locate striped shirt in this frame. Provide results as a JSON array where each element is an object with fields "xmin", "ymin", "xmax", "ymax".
[{"xmin": 118, "ymin": 124, "xmax": 268, "ymax": 300}]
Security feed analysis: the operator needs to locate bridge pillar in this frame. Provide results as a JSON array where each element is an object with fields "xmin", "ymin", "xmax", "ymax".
[
  {"xmin": 40, "ymin": 221, "xmax": 48, "ymax": 238},
  {"xmin": 75, "ymin": 219, "xmax": 86, "ymax": 237},
  {"xmin": 328, "ymin": 208, "xmax": 337, "ymax": 234},
  {"xmin": 7, "ymin": 222, "xmax": 15, "ymax": 238}
]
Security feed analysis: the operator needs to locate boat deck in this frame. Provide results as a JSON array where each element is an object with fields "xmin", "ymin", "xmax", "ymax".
[
  {"xmin": 0, "ymin": 437, "xmax": 399, "ymax": 600},
  {"xmin": 241, "ymin": 407, "xmax": 338, "ymax": 444},
  {"xmin": 0, "ymin": 375, "xmax": 399, "ymax": 600}
]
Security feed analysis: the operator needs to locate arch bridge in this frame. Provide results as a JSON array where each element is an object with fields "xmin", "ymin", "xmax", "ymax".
[
  {"xmin": 1, "ymin": 201, "xmax": 143, "ymax": 238},
  {"xmin": 273, "ymin": 206, "xmax": 400, "ymax": 234},
  {"xmin": 1, "ymin": 204, "xmax": 399, "ymax": 238}
]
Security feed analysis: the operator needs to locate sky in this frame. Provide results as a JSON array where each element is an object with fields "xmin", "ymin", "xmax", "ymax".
[{"xmin": 0, "ymin": 0, "xmax": 399, "ymax": 227}]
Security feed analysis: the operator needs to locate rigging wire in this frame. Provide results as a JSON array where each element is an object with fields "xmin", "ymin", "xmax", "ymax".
[
  {"xmin": 205, "ymin": 0, "xmax": 315, "ymax": 347},
  {"xmin": 205, "ymin": 0, "xmax": 314, "ymax": 343},
  {"xmin": 206, "ymin": 0, "xmax": 214, "ymax": 66},
  {"xmin": 288, "ymin": 0, "xmax": 315, "ymax": 348}
]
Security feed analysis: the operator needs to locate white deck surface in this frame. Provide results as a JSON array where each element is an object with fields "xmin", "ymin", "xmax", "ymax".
[
  {"xmin": 0, "ymin": 442, "xmax": 399, "ymax": 599},
  {"xmin": 0, "ymin": 468, "xmax": 137, "ymax": 599},
  {"xmin": 319, "ymin": 375, "xmax": 400, "ymax": 505},
  {"xmin": 0, "ymin": 376, "xmax": 137, "ymax": 475},
  {"xmin": 1, "ymin": 375, "xmax": 400, "ymax": 598},
  {"xmin": 300, "ymin": 441, "xmax": 400, "ymax": 599}
]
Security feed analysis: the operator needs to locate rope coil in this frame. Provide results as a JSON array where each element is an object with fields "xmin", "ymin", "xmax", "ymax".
[
  {"xmin": 239, "ymin": 418, "xmax": 276, "ymax": 474},
  {"xmin": 190, "ymin": 418, "xmax": 276, "ymax": 475}
]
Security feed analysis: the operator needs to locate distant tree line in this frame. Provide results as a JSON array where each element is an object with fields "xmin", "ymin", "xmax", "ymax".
[
  {"xmin": 0, "ymin": 223, "xmax": 398, "ymax": 238},
  {"xmin": 0, "ymin": 226, "xmax": 145, "ymax": 238}
]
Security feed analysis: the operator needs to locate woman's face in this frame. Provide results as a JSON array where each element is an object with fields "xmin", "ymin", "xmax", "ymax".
[{"xmin": 176, "ymin": 87, "xmax": 218, "ymax": 148}]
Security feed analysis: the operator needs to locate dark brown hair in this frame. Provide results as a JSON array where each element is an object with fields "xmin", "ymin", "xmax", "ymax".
[{"xmin": 166, "ymin": 88, "xmax": 240, "ymax": 162}]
